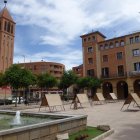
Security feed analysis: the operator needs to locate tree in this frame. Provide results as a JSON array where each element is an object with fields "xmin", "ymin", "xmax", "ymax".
[
  {"xmin": 4, "ymin": 64, "xmax": 36, "ymax": 106},
  {"xmin": 58, "ymin": 70, "xmax": 78, "ymax": 93},
  {"xmin": 76, "ymin": 77, "xmax": 102, "ymax": 97},
  {"xmin": 37, "ymin": 73, "xmax": 57, "ymax": 91}
]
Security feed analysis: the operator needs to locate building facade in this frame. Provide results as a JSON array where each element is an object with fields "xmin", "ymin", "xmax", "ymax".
[
  {"xmin": 0, "ymin": 6, "xmax": 15, "ymax": 73},
  {"xmin": 81, "ymin": 31, "xmax": 140, "ymax": 99},
  {"xmin": 72, "ymin": 64, "xmax": 83, "ymax": 77},
  {"xmin": 18, "ymin": 61, "xmax": 65, "ymax": 79}
]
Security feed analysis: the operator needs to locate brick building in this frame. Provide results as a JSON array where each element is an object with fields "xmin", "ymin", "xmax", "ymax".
[
  {"xmin": 0, "ymin": 5, "xmax": 15, "ymax": 73},
  {"xmin": 18, "ymin": 61, "xmax": 65, "ymax": 80},
  {"xmin": 72, "ymin": 64, "xmax": 83, "ymax": 77},
  {"xmin": 81, "ymin": 31, "xmax": 140, "ymax": 99}
]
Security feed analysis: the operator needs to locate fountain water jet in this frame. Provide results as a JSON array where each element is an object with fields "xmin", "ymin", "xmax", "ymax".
[{"xmin": 13, "ymin": 111, "xmax": 21, "ymax": 125}]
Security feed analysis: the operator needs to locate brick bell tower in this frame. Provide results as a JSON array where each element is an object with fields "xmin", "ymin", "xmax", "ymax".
[{"xmin": 0, "ymin": 0, "xmax": 15, "ymax": 73}]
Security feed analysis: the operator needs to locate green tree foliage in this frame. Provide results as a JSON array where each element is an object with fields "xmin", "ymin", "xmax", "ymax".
[
  {"xmin": 4, "ymin": 64, "xmax": 36, "ymax": 106},
  {"xmin": 37, "ymin": 73, "xmax": 57, "ymax": 90},
  {"xmin": 76, "ymin": 77, "xmax": 102, "ymax": 96},
  {"xmin": 58, "ymin": 70, "xmax": 78, "ymax": 90},
  {"xmin": 4, "ymin": 64, "xmax": 36, "ymax": 89}
]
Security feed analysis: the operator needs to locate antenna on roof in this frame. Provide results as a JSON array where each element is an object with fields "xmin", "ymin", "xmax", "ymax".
[{"xmin": 4, "ymin": 0, "xmax": 7, "ymax": 7}]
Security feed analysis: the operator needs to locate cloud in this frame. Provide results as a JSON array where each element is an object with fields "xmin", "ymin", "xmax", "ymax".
[
  {"xmin": 8, "ymin": 0, "xmax": 140, "ymax": 47},
  {"xmin": 4, "ymin": 0, "xmax": 140, "ymax": 70},
  {"xmin": 14, "ymin": 48, "xmax": 82, "ymax": 70}
]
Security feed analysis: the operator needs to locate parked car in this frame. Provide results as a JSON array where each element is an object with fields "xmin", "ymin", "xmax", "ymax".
[
  {"xmin": 0, "ymin": 98, "xmax": 12, "ymax": 105},
  {"xmin": 12, "ymin": 97, "xmax": 24, "ymax": 104}
]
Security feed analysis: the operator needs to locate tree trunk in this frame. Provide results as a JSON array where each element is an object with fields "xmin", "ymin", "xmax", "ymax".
[{"xmin": 15, "ymin": 89, "xmax": 18, "ymax": 107}]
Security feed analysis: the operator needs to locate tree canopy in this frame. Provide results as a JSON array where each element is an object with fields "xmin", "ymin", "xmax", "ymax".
[
  {"xmin": 4, "ymin": 64, "xmax": 36, "ymax": 89},
  {"xmin": 37, "ymin": 73, "xmax": 57, "ymax": 90},
  {"xmin": 58, "ymin": 70, "xmax": 78, "ymax": 90}
]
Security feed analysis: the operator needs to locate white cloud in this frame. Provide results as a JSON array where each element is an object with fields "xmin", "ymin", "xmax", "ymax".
[
  {"xmin": 4, "ymin": 0, "xmax": 140, "ymax": 69},
  {"xmin": 8, "ymin": 0, "xmax": 140, "ymax": 47},
  {"xmin": 14, "ymin": 49, "xmax": 82, "ymax": 70}
]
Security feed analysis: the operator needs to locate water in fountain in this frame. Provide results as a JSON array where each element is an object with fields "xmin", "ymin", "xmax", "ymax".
[{"xmin": 12, "ymin": 111, "xmax": 21, "ymax": 125}]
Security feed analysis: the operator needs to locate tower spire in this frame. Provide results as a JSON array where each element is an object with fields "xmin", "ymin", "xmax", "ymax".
[{"xmin": 4, "ymin": 0, "xmax": 7, "ymax": 7}]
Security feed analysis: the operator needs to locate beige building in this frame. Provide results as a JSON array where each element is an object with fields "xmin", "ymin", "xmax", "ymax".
[
  {"xmin": 81, "ymin": 31, "xmax": 140, "ymax": 99},
  {"xmin": 18, "ymin": 61, "xmax": 65, "ymax": 79},
  {"xmin": 0, "ymin": 6, "xmax": 15, "ymax": 73}
]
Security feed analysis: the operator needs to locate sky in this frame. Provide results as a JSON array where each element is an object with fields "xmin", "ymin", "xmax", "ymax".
[{"xmin": 1, "ymin": 0, "xmax": 140, "ymax": 69}]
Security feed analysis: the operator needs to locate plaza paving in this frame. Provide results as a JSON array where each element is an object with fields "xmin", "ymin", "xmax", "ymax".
[{"xmin": 2, "ymin": 101, "xmax": 140, "ymax": 140}]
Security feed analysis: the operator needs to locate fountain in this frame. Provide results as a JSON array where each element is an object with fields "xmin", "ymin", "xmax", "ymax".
[
  {"xmin": 12, "ymin": 111, "xmax": 21, "ymax": 125},
  {"xmin": 0, "ymin": 111, "xmax": 87, "ymax": 140}
]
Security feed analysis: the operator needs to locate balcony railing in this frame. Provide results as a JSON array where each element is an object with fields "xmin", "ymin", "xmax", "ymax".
[
  {"xmin": 129, "ymin": 71, "xmax": 140, "ymax": 77},
  {"xmin": 101, "ymin": 72, "xmax": 127, "ymax": 79}
]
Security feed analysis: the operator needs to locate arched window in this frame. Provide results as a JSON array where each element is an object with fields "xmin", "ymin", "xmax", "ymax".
[
  {"xmin": 4, "ymin": 21, "xmax": 7, "ymax": 31},
  {"xmin": 109, "ymin": 42, "xmax": 114, "ymax": 48},
  {"xmin": 7, "ymin": 22, "xmax": 10, "ymax": 32},
  {"xmin": 0, "ymin": 21, "xmax": 1, "ymax": 30},
  {"xmin": 11, "ymin": 24, "xmax": 13, "ymax": 33},
  {"xmin": 104, "ymin": 43, "xmax": 109, "ymax": 49},
  {"xmin": 115, "ymin": 41, "xmax": 119, "ymax": 47},
  {"xmin": 120, "ymin": 40, "xmax": 125, "ymax": 46},
  {"xmin": 100, "ymin": 45, "xmax": 104, "ymax": 50}
]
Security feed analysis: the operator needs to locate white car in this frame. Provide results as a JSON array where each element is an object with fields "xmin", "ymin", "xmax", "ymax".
[{"xmin": 12, "ymin": 97, "xmax": 24, "ymax": 103}]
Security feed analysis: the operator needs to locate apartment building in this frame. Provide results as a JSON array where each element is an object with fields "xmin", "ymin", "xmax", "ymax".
[
  {"xmin": 0, "ymin": 6, "xmax": 15, "ymax": 73},
  {"xmin": 18, "ymin": 61, "xmax": 65, "ymax": 79},
  {"xmin": 72, "ymin": 64, "xmax": 83, "ymax": 77},
  {"xmin": 81, "ymin": 31, "xmax": 140, "ymax": 99}
]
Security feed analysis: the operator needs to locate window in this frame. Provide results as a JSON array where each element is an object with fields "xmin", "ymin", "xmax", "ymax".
[
  {"xmin": 4, "ymin": 21, "xmax": 7, "ymax": 31},
  {"xmin": 87, "ymin": 69, "xmax": 94, "ymax": 76},
  {"xmin": 83, "ymin": 38, "xmax": 86, "ymax": 42},
  {"xmin": 104, "ymin": 44, "xmax": 109, "ymax": 49},
  {"xmin": 103, "ymin": 55, "xmax": 108, "ymax": 62},
  {"xmin": 87, "ymin": 47, "xmax": 93, "ymax": 53},
  {"xmin": 134, "ymin": 62, "xmax": 140, "ymax": 71},
  {"xmin": 135, "ymin": 36, "xmax": 139, "ymax": 43},
  {"xmin": 100, "ymin": 45, "xmax": 104, "ymax": 50},
  {"xmin": 120, "ymin": 40, "xmax": 125, "ymax": 46},
  {"xmin": 133, "ymin": 49, "xmax": 140, "ymax": 56},
  {"xmin": 7, "ymin": 22, "xmax": 10, "ymax": 33},
  {"xmin": 88, "ymin": 37, "xmax": 91, "ymax": 41},
  {"xmin": 11, "ymin": 25, "xmax": 13, "ymax": 34},
  {"xmin": 118, "ymin": 65, "xmax": 124, "ymax": 76},
  {"xmin": 92, "ymin": 36, "xmax": 96, "ymax": 41},
  {"xmin": 115, "ymin": 41, "xmax": 119, "ymax": 47},
  {"xmin": 130, "ymin": 37, "xmax": 134, "ymax": 44},
  {"xmin": 117, "ymin": 52, "xmax": 123, "ymax": 60},
  {"xmin": 88, "ymin": 58, "xmax": 93, "ymax": 64},
  {"xmin": 102, "ymin": 67, "xmax": 109, "ymax": 78},
  {"xmin": 109, "ymin": 42, "xmax": 114, "ymax": 48}
]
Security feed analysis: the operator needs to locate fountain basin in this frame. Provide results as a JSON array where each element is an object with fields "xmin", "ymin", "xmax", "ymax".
[{"xmin": 0, "ymin": 110, "xmax": 87, "ymax": 140}]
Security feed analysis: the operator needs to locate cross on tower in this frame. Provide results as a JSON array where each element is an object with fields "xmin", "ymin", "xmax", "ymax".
[{"xmin": 4, "ymin": 0, "xmax": 7, "ymax": 7}]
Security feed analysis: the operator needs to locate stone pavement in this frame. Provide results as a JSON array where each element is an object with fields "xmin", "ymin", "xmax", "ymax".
[{"xmin": 2, "ymin": 101, "xmax": 140, "ymax": 140}]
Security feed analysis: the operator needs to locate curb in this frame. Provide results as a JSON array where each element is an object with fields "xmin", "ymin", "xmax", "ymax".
[{"xmin": 91, "ymin": 129, "xmax": 114, "ymax": 140}]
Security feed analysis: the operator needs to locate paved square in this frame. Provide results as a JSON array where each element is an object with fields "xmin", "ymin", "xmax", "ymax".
[{"xmin": 23, "ymin": 101, "xmax": 140, "ymax": 140}]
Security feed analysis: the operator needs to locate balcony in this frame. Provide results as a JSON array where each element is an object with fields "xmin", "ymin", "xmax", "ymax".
[
  {"xmin": 129, "ymin": 71, "xmax": 140, "ymax": 77},
  {"xmin": 101, "ymin": 72, "xmax": 127, "ymax": 79}
]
